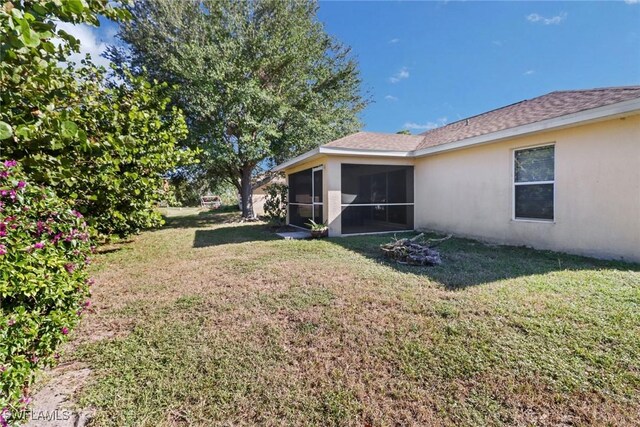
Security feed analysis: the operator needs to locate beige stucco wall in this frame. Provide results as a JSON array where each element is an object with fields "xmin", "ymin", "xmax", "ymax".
[
  {"xmin": 253, "ymin": 177, "xmax": 285, "ymax": 217},
  {"xmin": 414, "ymin": 115, "xmax": 640, "ymax": 262},
  {"xmin": 252, "ymin": 192, "xmax": 267, "ymax": 217}
]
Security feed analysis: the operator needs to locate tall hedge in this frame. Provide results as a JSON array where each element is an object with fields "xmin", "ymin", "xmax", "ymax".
[{"xmin": 0, "ymin": 161, "xmax": 92, "ymax": 425}]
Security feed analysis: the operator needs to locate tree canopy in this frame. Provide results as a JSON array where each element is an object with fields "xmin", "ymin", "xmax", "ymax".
[
  {"xmin": 0, "ymin": 0, "xmax": 193, "ymax": 237},
  {"xmin": 114, "ymin": 0, "xmax": 368, "ymax": 217}
]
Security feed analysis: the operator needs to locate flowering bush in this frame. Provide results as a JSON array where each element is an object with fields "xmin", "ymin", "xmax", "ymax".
[{"xmin": 0, "ymin": 161, "xmax": 92, "ymax": 425}]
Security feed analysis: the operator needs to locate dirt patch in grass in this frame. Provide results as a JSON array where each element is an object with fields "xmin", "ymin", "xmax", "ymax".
[
  {"xmin": 23, "ymin": 363, "xmax": 93, "ymax": 427},
  {"xmin": 33, "ymin": 208, "xmax": 640, "ymax": 426}
]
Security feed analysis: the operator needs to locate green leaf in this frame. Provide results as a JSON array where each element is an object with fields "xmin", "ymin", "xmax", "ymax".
[
  {"xmin": 0, "ymin": 121, "xmax": 13, "ymax": 140},
  {"xmin": 65, "ymin": 0, "xmax": 85, "ymax": 15},
  {"xmin": 19, "ymin": 19, "xmax": 41, "ymax": 48},
  {"xmin": 61, "ymin": 121, "xmax": 78, "ymax": 139},
  {"xmin": 22, "ymin": 28, "xmax": 41, "ymax": 47},
  {"xmin": 31, "ymin": 4, "xmax": 49, "ymax": 16}
]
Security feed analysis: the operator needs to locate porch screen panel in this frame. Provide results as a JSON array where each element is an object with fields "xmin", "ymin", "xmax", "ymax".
[
  {"xmin": 341, "ymin": 164, "xmax": 414, "ymax": 234},
  {"xmin": 313, "ymin": 170, "xmax": 323, "ymax": 203},
  {"xmin": 289, "ymin": 204, "xmax": 314, "ymax": 228},
  {"xmin": 288, "ymin": 167, "xmax": 322, "ymax": 228},
  {"xmin": 288, "ymin": 169, "xmax": 312, "ymax": 204}
]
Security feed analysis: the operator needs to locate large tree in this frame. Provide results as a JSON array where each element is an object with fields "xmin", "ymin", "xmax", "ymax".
[{"xmin": 114, "ymin": 0, "xmax": 368, "ymax": 218}]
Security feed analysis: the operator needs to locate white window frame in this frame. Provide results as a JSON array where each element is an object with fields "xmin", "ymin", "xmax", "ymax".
[{"xmin": 512, "ymin": 142, "xmax": 556, "ymax": 223}]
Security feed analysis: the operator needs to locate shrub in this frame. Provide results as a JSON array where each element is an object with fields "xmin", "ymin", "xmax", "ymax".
[
  {"xmin": 0, "ymin": 161, "xmax": 92, "ymax": 426},
  {"xmin": 0, "ymin": 2, "xmax": 193, "ymax": 238},
  {"xmin": 263, "ymin": 182, "xmax": 288, "ymax": 225}
]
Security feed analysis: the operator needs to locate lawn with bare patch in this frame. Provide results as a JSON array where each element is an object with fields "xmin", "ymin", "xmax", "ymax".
[{"xmin": 66, "ymin": 208, "xmax": 639, "ymax": 426}]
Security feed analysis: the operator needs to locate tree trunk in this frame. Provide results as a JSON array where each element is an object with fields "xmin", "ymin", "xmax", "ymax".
[{"xmin": 240, "ymin": 165, "xmax": 254, "ymax": 219}]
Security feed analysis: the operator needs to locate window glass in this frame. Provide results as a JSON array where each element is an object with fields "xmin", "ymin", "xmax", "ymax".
[
  {"xmin": 515, "ymin": 145, "xmax": 554, "ymax": 182},
  {"xmin": 515, "ymin": 183, "xmax": 554, "ymax": 220},
  {"xmin": 514, "ymin": 145, "xmax": 554, "ymax": 220}
]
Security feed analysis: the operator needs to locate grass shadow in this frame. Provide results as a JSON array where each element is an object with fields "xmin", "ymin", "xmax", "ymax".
[
  {"xmin": 330, "ymin": 231, "xmax": 640, "ymax": 289},
  {"xmin": 193, "ymin": 224, "xmax": 279, "ymax": 248},
  {"xmin": 161, "ymin": 209, "xmax": 243, "ymax": 230}
]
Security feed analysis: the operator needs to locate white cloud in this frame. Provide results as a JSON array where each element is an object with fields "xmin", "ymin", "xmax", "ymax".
[
  {"xmin": 624, "ymin": 0, "xmax": 639, "ymax": 4},
  {"xmin": 523, "ymin": 69, "xmax": 535, "ymax": 76},
  {"xmin": 388, "ymin": 38, "xmax": 400, "ymax": 44},
  {"xmin": 55, "ymin": 21, "xmax": 113, "ymax": 69},
  {"xmin": 384, "ymin": 95, "xmax": 398, "ymax": 101},
  {"xmin": 403, "ymin": 117, "xmax": 448, "ymax": 131},
  {"xmin": 389, "ymin": 67, "xmax": 409, "ymax": 84},
  {"xmin": 526, "ymin": 12, "xmax": 567, "ymax": 25}
]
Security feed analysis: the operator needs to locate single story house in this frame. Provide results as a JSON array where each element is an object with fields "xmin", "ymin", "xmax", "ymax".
[
  {"xmin": 251, "ymin": 173, "xmax": 286, "ymax": 217},
  {"xmin": 274, "ymin": 86, "xmax": 640, "ymax": 262}
]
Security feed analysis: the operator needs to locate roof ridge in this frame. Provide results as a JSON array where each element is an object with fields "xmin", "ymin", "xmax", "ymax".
[
  {"xmin": 420, "ymin": 86, "xmax": 640, "ymax": 136},
  {"xmin": 420, "ymin": 99, "xmax": 530, "ymax": 135},
  {"xmin": 549, "ymin": 85, "xmax": 640, "ymax": 94}
]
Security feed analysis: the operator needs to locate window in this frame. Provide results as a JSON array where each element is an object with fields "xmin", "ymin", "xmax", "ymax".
[
  {"xmin": 341, "ymin": 164, "xmax": 414, "ymax": 234},
  {"xmin": 514, "ymin": 144, "xmax": 554, "ymax": 221},
  {"xmin": 288, "ymin": 167, "xmax": 323, "ymax": 228}
]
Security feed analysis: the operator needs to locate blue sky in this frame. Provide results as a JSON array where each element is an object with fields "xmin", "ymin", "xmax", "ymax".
[{"xmin": 76, "ymin": 1, "xmax": 640, "ymax": 134}]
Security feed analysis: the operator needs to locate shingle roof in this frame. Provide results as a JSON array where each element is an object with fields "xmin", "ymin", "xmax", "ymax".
[
  {"xmin": 416, "ymin": 86, "xmax": 640, "ymax": 150},
  {"xmin": 323, "ymin": 131, "xmax": 424, "ymax": 151},
  {"xmin": 320, "ymin": 87, "xmax": 640, "ymax": 152}
]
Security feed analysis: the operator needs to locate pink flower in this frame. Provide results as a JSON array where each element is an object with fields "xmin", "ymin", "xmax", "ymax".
[
  {"xmin": 72, "ymin": 210, "xmax": 83, "ymax": 218},
  {"xmin": 3, "ymin": 160, "xmax": 17, "ymax": 168},
  {"xmin": 0, "ymin": 407, "xmax": 9, "ymax": 427},
  {"xmin": 29, "ymin": 355, "xmax": 38, "ymax": 364},
  {"xmin": 61, "ymin": 327, "xmax": 69, "ymax": 335},
  {"xmin": 16, "ymin": 180, "xmax": 26, "ymax": 189},
  {"xmin": 0, "ymin": 245, "xmax": 6, "ymax": 256},
  {"xmin": 64, "ymin": 263, "xmax": 75, "ymax": 274},
  {"xmin": 35, "ymin": 220, "xmax": 46, "ymax": 236},
  {"xmin": 33, "ymin": 242, "xmax": 45, "ymax": 249},
  {"xmin": 0, "ymin": 171, "xmax": 8, "ymax": 179},
  {"xmin": 83, "ymin": 300, "xmax": 91, "ymax": 308},
  {"xmin": 7, "ymin": 319, "xmax": 15, "ymax": 326}
]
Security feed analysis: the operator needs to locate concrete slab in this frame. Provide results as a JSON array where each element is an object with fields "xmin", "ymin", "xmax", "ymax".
[{"xmin": 277, "ymin": 231, "xmax": 311, "ymax": 240}]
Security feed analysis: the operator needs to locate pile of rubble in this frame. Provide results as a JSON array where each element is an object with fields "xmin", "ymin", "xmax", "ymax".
[{"xmin": 380, "ymin": 233, "xmax": 451, "ymax": 266}]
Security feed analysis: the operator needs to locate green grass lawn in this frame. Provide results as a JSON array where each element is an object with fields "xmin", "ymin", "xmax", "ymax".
[{"xmin": 69, "ymin": 208, "xmax": 640, "ymax": 426}]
